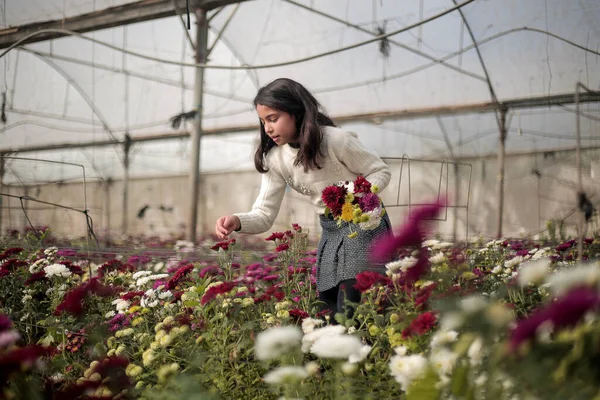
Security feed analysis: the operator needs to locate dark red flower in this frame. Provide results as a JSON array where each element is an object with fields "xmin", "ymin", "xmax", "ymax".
[
  {"xmin": 353, "ymin": 176, "xmax": 372, "ymax": 194},
  {"xmin": 0, "ymin": 247, "xmax": 23, "ymax": 260},
  {"xmin": 354, "ymin": 271, "xmax": 390, "ymax": 293},
  {"xmin": 292, "ymin": 223, "xmax": 302, "ymax": 232},
  {"xmin": 275, "ymin": 243, "xmax": 290, "ymax": 252},
  {"xmin": 55, "ymin": 278, "xmax": 119, "ymax": 317},
  {"xmin": 200, "ymin": 281, "xmax": 236, "ymax": 305},
  {"xmin": 357, "ymin": 192, "xmax": 380, "ymax": 212},
  {"xmin": 321, "ymin": 185, "xmax": 347, "ymax": 216},
  {"xmin": 211, "ymin": 238, "xmax": 236, "ymax": 251},
  {"xmin": 265, "ymin": 232, "xmax": 286, "ymax": 241},
  {"xmin": 24, "ymin": 271, "xmax": 48, "ymax": 285},
  {"xmin": 289, "ymin": 308, "xmax": 309, "ymax": 320},
  {"xmin": 273, "ymin": 291, "xmax": 285, "ymax": 301},
  {"xmin": 402, "ymin": 311, "xmax": 437, "ymax": 338},
  {"xmin": 510, "ymin": 287, "xmax": 600, "ymax": 351},
  {"xmin": 120, "ymin": 290, "xmax": 145, "ymax": 301},
  {"xmin": 166, "ymin": 263, "xmax": 194, "ymax": 290}
]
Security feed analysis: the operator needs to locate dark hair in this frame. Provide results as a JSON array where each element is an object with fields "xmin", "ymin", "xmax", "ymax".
[{"xmin": 253, "ymin": 78, "xmax": 335, "ymax": 173}]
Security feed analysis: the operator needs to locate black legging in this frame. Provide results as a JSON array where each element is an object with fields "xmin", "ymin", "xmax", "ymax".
[{"xmin": 318, "ymin": 279, "xmax": 361, "ymax": 324}]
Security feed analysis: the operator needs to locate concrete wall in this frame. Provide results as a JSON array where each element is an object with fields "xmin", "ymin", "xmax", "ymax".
[{"xmin": 2, "ymin": 148, "xmax": 599, "ymax": 241}]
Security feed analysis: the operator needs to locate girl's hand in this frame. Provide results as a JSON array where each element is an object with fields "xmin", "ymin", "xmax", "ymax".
[{"xmin": 215, "ymin": 215, "xmax": 241, "ymax": 239}]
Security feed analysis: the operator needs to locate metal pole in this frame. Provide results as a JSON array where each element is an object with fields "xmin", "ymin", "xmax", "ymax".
[
  {"xmin": 496, "ymin": 108, "xmax": 508, "ymax": 239},
  {"xmin": 122, "ymin": 133, "xmax": 131, "ymax": 235},
  {"xmin": 105, "ymin": 178, "xmax": 112, "ymax": 245},
  {"xmin": 0, "ymin": 154, "xmax": 4, "ymax": 236},
  {"xmin": 186, "ymin": 7, "xmax": 208, "ymax": 243},
  {"xmin": 0, "ymin": 155, "xmax": 4, "ymax": 233},
  {"xmin": 575, "ymin": 83, "xmax": 584, "ymax": 261},
  {"xmin": 453, "ymin": 163, "xmax": 459, "ymax": 242}
]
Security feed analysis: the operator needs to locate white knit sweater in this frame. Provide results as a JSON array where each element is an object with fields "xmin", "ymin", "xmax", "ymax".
[{"xmin": 234, "ymin": 126, "xmax": 391, "ymax": 234}]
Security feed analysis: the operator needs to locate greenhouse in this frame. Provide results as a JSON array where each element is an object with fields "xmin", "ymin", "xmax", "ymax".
[{"xmin": 0, "ymin": 0, "xmax": 600, "ymax": 398}]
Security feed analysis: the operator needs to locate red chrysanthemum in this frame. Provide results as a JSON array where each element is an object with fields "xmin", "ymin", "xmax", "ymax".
[
  {"xmin": 265, "ymin": 232, "xmax": 286, "ymax": 241},
  {"xmin": 166, "ymin": 263, "xmax": 194, "ymax": 290},
  {"xmin": 353, "ymin": 176, "xmax": 372, "ymax": 194},
  {"xmin": 354, "ymin": 271, "xmax": 391, "ymax": 293},
  {"xmin": 200, "ymin": 281, "xmax": 236, "ymax": 305},
  {"xmin": 55, "ymin": 277, "xmax": 120, "ymax": 317},
  {"xmin": 510, "ymin": 287, "xmax": 600, "ymax": 351},
  {"xmin": 402, "ymin": 311, "xmax": 437, "ymax": 338},
  {"xmin": 275, "ymin": 243, "xmax": 290, "ymax": 252},
  {"xmin": 321, "ymin": 185, "xmax": 347, "ymax": 216}
]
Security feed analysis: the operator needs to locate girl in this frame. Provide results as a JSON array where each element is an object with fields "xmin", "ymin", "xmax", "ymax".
[{"xmin": 215, "ymin": 78, "xmax": 391, "ymax": 322}]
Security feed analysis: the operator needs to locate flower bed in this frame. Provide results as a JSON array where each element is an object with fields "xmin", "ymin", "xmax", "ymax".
[{"xmin": 0, "ymin": 214, "xmax": 599, "ymax": 399}]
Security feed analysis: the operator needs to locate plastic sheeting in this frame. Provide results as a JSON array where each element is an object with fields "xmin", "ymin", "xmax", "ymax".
[{"xmin": 1, "ymin": 0, "xmax": 599, "ymax": 184}]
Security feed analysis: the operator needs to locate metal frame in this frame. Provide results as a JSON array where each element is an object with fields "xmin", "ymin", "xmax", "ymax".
[{"xmin": 382, "ymin": 155, "xmax": 473, "ymax": 241}]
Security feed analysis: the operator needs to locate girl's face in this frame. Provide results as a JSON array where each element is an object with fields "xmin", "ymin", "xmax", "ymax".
[{"xmin": 256, "ymin": 104, "xmax": 298, "ymax": 146}]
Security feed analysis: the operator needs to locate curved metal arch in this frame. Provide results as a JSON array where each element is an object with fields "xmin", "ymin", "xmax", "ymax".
[{"xmin": 22, "ymin": 49, "xmax": 118, "ymax": 141}]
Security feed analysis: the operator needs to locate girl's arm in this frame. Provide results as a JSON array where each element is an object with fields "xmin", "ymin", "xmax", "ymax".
[
  {"xmin": 233, "ymin": 166, "xmax": 287, "ymax": 234},
  {"xmin": 341, "ymin": 132, "xmax": 391, "ymax": 191}
]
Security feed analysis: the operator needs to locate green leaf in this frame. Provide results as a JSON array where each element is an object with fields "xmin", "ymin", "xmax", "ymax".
[
  {"xmin": 406, "ymin": 367, "xmax": 440, "ymax": 400},
  {"xmin": 451, "ymin": 362, "xmax": 469, "ymax": 397},
  {"xmin": 184, "ymin": 300, "xmax": 200, "ymax": 307}
]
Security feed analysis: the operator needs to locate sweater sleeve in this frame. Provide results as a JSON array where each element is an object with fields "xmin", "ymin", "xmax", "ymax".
[
  {"xmin": 233, "ymin": 164, "xmax": 286, "ymax": 234},
  {"xmin": 340, "ymin": 131, "xmax": 391, "ymax": 192}
]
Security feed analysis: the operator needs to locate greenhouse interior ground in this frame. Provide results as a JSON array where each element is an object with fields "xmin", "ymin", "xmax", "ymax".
[{"xmin": 1, "ymin": 0, "xmax": 600, "ymax": 399}]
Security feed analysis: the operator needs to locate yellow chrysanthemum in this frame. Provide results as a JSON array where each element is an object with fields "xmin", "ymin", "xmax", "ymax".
[
  {"xmin": 341, "ymin": 203, "xmax": 354, "ymax": 222},
  {"xmin": 371, "ymin": 185, "xmax": 380, "ymax": 194},
  {"xmin": 345, "ymin": 193, "xmax": 354, "ymax": 203},
  {"xmin": 353, "ymin": 208, "xmax": 362, "ymax": 217}
]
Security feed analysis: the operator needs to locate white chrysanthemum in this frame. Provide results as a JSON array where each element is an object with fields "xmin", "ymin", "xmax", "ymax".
[
  {"xmin": 385, "ymin": 260, "xmax": 404, "ymax": 274},
  {"xmin": 112, "ymin": 298, "xmax": 130, "ymax": 313},
  {"xmin": 545, "ymin": 263, "xmax": 600, "ymax": 295},
  {"xmin": 174, "ymin": 240, "xmax": 194, "ymax": 251},
  {"xmin": 158, "ymin": 290, "xmax": 173, "ymax": 300},
  {"xmin": 422, "ymin": 239, "xmax": 440, "ymax": 248},
  {"xmin": 504, "ymin": 256, "xmax": 524, "ymax": 269},
  {"xmin": 491, "ymin": 265, "xmax": 503, "ymax": 274},
  {"xmin": 440, "ymin": 312, "xmax": 464, "ymax": 330},
  {"xmin": 301, "ymin": 325, "xmax": 346, "ymax": 352},
  {"xmin": 467, "ymin": 337, "xmax": 484, "ymax": 366},
  {"xmin": 263, "ymin": 366, "xmax": 308, "ymax": 385},
  {"xmin": 132, "ymin": 271, "xmax": 152, "ymax": 280},
  {"xmin": 460, "ymin": 296, "xmax": 487, "ymax": 314},
  {"xmin": 310, "ymin": 334, "xmax": 363, "ymax": 359},
  {"xmin": 429, "ymin": 253, "xmax": 446, "ymax": 264},
  {"xmin": 432, "ymin": 242, "xmax": 453, "ymax": 250},
  {"xmin": 430, "ymin": 348, "xmax": 457, "ymax": 377},
  {"xmin": 358, "ymin": 209, "xmax": 382, "ymax": 231},
  {"xmin": 255, "ymin": 326, "xmax": 303, "ymax": 361},
  {"xmin": 105, "ymin": 311, "xmax": 116, "ymax": 319},
  {"xmin": 44, "ymin": 263, "xmax": 71, "ymax": 278},
  {"xmin": 430, "ymin": 330, "xmax": 458, "ymax": 349},
  {"xmin": 399, "ymin": 256, "xmax": 418, "ymax": 271},
  {"xmin": 389, "ymin": 353, "xmax": 428, "ymax": 391},
  {"xmin": 29, "ymin": 258, "xmax": 48, "ymax": 273},
  {"xmin": 301, "ymin": 317, "xmax": 324, "ymax": 334},
  {"xmin": 517, "ymin": 258, "xmax": 550, "ymax": 287},
  {"xmin": 348, "ymin": 344, "xmax": 372, "ymax": 363},
  {"xmin": 43, "ymin": 247, "xmax": 58, "ymax": 256}
]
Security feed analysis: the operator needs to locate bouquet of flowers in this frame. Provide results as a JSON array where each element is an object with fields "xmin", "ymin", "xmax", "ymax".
[{"xmin": 321, "ymin": 175, "xmax": 385, "ymax": 238}]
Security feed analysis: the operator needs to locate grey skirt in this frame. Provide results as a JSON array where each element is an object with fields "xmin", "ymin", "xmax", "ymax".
[{"xmin": 316, "ymin": 210, "xmax": 393, "ymax": 292}]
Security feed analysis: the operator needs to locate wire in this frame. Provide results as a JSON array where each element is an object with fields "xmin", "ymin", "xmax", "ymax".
[{"xmin": 0, "ymin": 0, "xmax": 478, "ymax": 69}]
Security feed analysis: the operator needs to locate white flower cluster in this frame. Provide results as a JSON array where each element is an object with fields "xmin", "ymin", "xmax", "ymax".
[
  {"xmin": 385, "ymin": 256, "xmax": 418, "ymax": 276},
  {"xmin": 141, "ymin": 286, "xmax": 173, "ymax": 308},
  {"xmin": 134, "ymin": 272, "xmax": 169, "ymax": 288},
  {"xmin": 29, "ymin": 258, "xmax": 49, "ymax": 273},
  {"xmin": 174, "ymin": 240, "xmax": 195, "ymax": 252},
  {"xmin": 43, "ymin": 263, "xmax": 71, "ymax": 278},
  {"xmin": 112, "ymin": 298, "xmax": 131, "ymax": 314},
  {"xmin": 43, "ymin": 246, "xmax": 58, "ymax": 256},
  {"xmin": 389, "ymin": 346, "xmax": 428, "ymax": 391},
  {"xmin": 358, "ymin": 208, "xmax": 383, "ymax": 231}
]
